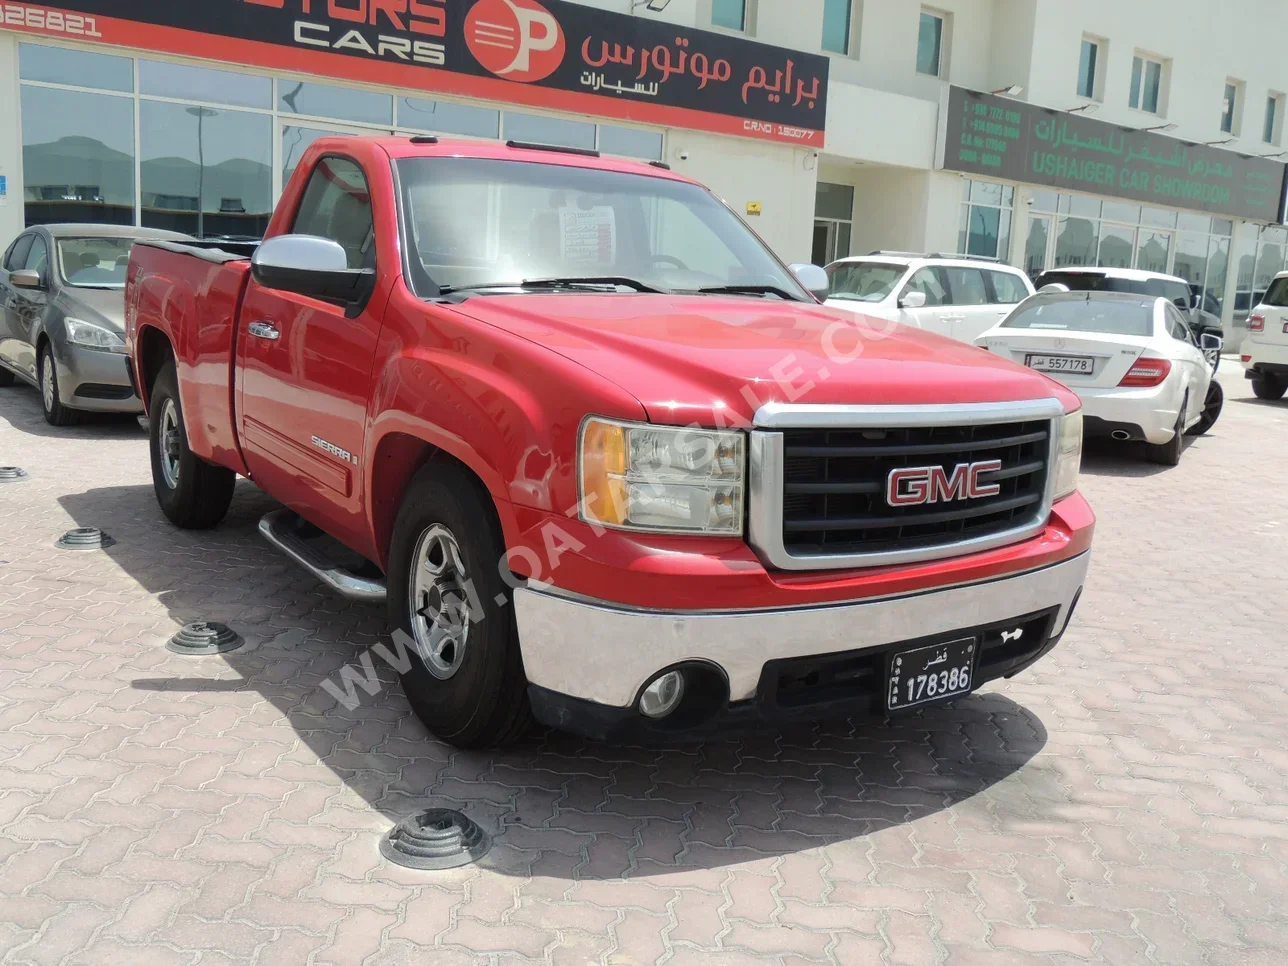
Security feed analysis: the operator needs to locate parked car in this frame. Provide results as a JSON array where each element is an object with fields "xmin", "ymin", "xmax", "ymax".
[
  {"xmin": 1242, "ymin": 271, "xmax": 1288, "ymax": 399},
  {"xmin": 823, "ymin": 252, "xmax": 1035, "ymax": 344},
  {"xmin": 0, "ymin": 223, "xmax": 189, "ymax": 425},
  {"xmin": 1033, "ymin": 266, "xmax": 1224, "ymax": 368},
  {"xmin": 127, "ymin": 136, "xmax": 1093, "ymax": 748},
  {"xmin": 977, "ymin": 291, "xmax": 1223, "ymax": 465}
]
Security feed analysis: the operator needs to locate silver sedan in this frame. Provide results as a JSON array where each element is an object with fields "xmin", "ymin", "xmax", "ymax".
[{"xmin": 0, "ymin": 223, "xmax": 188, "ymax": 426}]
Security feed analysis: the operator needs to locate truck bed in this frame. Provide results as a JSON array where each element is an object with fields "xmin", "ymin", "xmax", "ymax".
[{"xmin": 127, "ymin": 240, "xmax": 256, "ymax": 473}]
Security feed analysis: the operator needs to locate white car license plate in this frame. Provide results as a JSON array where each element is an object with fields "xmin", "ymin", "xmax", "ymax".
[
  {"xmin": 1025, "ymin": 354, "xmax": 1094, "ymax": 374},
  {"xmin": 887, "ymin": 638, "xmax": 976, "ymax": 711}
]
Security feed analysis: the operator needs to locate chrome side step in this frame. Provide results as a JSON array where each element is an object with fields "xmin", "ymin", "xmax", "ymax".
[{"xmin": 258, "ymin": 509, "xmax": 387, "ymax": 603}]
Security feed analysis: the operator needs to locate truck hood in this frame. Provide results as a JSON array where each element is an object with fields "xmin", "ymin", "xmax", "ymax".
[{"xmin": 450, "ymin": 293, "xmax": 1079, "ymax": 424}]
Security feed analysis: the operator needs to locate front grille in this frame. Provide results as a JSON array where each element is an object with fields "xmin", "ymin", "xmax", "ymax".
[{"xmin": 780, "ymin": 418, "xmax": 1051, "ymax": 558}]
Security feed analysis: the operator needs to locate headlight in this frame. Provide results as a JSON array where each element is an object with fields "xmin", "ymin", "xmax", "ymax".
[
  {"xmin": 64, "ymin": 318, "xmax": 126, "ymax": 353},
  {"xmin": 1052, "ymin": 410, "xmax": 1082, "ymax": 501},
  {"xmin": 578, "ymin": 417, "xmax": 745, "ymax": 534}
]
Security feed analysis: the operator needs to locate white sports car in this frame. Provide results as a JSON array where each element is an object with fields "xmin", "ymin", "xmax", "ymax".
[{"xmin": 976, "ymin": 291, "xmax": 1223, "ymax": 466}]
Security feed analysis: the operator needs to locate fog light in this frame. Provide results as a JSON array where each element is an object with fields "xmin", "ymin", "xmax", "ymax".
[{"xmin": 639, "ymin": 670, "xmax": 685, "ymax": 719}]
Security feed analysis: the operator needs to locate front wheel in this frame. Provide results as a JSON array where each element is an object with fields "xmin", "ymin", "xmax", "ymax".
[
  {"xmin": 387, "ymin": 462, "xmax": 531, "ymax": 749},
  {"xmin": 148, "ymin": 360, "xmax": 235, "ymax": 529},
  {"xmin": 39, "ymin": 344, "xmax": 79, "ymax": 426},
  {"xmin": 1252, "ymin": 374, "xmax": 1287, "ymax": 401},
  {"xmin": 1187, "ymin": 380, "xmax": 1223, "ymax": 436}
]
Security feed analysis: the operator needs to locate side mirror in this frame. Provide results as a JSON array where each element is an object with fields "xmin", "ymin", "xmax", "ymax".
[
  {"xmin": 1200, "ymin": 333, "xmax": 1223, "ymax": 353},
  {"xmin": 1190, "ymin": 293, "xmax": 1201, "ymax": 311},
  {"xmin": 251, "ymin": 234, "xmax": 374, "ymax": 306},
  {"xmin": 10, "ymin": 269, "xmax": 43, "ymax": 290},
  {"xmin": 789, "ymin": 263, "xmax": 829, "ymax": 301},
  {"xmin": 899, "ymin": 290, "xmax": 927, "ymax": 309}
]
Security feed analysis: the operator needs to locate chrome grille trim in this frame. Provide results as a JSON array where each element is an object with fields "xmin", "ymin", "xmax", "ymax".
[{"xmin": 748, "ymin": 399, "xmax": 1066, "ymax": 571}]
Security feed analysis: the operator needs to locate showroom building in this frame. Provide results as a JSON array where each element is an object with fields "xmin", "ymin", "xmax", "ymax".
[{"xmin": 0, "ymin": 0, "xmax": 1286, "ymax": 340}]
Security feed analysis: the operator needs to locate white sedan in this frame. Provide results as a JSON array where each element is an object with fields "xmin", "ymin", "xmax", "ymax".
[{"xmin": 976, "ymin": 291, "xmax": 1223, "ymax": 465}]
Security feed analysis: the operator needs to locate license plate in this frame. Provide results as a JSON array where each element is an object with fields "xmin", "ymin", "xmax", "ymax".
[
  {"xmin": 1025, "ymin": 353, "xmax": 1094, "ymax": 374},
  {"xmin": 887, "ymin": 638, "xmax": 976, "ymax": 711}
]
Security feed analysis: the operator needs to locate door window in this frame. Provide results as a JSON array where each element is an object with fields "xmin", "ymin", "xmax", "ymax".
[
  {"xmin": 1164, "ymin": 305, "xmax": 1191, "ymax": 342},
  {"xmin": 292, "ymin": 157, "xmax": 374, "ymax": 270},
  {"xmin": 5, "ymin": 234, "xmax": 34, "ymax": 272},
  {"xmin": 904, "ymin": 267, "xmax": 948, "ymax": 306},
  {"xmin": 24, "ymin": 236, "xmax": 49, "ymax": 278},
  {"xmin": 943, "ymin": 267, "xmax": 989, "ymax": 305},
  {"xmin": 988, "ymin": 271, "xmax": 1029, "ymax": 304}
]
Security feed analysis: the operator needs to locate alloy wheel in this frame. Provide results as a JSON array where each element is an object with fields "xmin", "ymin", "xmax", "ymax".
[{"xmin": 408, "ymin": 524, "xmax": 473, "ymax": 680}]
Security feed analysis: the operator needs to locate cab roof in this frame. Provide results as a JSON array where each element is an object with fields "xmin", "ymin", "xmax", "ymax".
[{"xmin": 367, "ymin": 135, "xmax": 698, "ymax": 185}]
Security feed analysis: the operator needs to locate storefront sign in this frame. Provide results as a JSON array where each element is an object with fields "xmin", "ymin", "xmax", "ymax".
[
  {"xmin": 938, "ymin": 86, "xmax": 1288, "ymax": 224},
  {"xmin": 0, "ymin": 1, "xmax": 829, "ymax": 145}
]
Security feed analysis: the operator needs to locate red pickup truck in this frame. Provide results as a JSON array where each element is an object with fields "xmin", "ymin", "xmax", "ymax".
[{"xmin": 126, "ymin": 135, "xmax": 1093, "ymax": 748}]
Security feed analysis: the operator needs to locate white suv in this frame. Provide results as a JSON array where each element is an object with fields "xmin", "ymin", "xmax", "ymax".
[
  {"xmin": 823, "ymin": 253, "xmax": 1036, "ymax": 344},
  {"xmin": 1242, "ymin": 271, "xmax": 1288, "ymax": 399}
]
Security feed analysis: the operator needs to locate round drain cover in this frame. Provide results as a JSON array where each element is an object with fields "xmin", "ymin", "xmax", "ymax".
[
  {"xmin": 167, "ymin": 621, "xmax": 244, "ymax": 655},
  {"xmin": 381, "ymin": 809, "xmax": 490, "ymax": 870},
  {"xmin": 55, "ymin": 527, "xmax": 116, "ymax": 551},
  {"xmin": 0, "ymin": 467, "xmax": 28, "ymax": 482}
]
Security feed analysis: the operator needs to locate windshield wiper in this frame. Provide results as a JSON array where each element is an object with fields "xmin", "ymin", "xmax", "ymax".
[
  {"xmin": 694, "ymin": 284, "xmax": 802, "ymax": 301},
  {"xmin": 441, "ymin": 276, "xmax": 666, "ymax": 295}
]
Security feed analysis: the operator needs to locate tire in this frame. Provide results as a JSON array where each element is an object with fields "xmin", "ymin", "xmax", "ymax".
[
  {"xmin": 386, "ymin": 461, "xmax": 532, "ymax": 749},
  {"xmin": 1252, "ymin": 375, "xmax": 1287, "ymax": 401},
  {"xmin": 148, "ymin": 360, "xmax": 235, "ymax": 529},
  {"xmin": 1146, "ymin": 399, "xmax": 1185, "ymax": 467},
  {"xmin": 1187, "ymin": 380, "xmax": 1223, "ymax": 436},
  {"xmin": 39, "ymin": 343, "xmax": 79, "ymax": 427}
]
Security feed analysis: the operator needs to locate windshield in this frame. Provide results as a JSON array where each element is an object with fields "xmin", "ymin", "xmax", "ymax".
[
  {"xmin": 395, "ymin": 157, "xmax": 808, "ymax": 300},
  {"xmin": 1003, "ymin": 296, "xmax": 1153, "ymax": 336},
  {"xmin": 825, "ymin": 262, "xmax": 905, "ymax": 302},
  {"xmin": 56, "ymin": 237, "xmax": 137, "ymax": 288}
]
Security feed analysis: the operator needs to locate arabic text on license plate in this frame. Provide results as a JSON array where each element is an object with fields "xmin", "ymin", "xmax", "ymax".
[
  {"xmin": 1025, "ymin": 354, "xmax": 1094, "ymax": 374},
  {"xmin": 887, "ymin": 638, "xmax": 975, "ymax": 711}
]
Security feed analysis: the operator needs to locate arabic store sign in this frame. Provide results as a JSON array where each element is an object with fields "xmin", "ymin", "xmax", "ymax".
[
  {"xmin": 939, "ymin": 86, "xmax": 1288, "ymax": 223},
  {"xmin": 0, "ymin": 1, "xmax": 829, "ymax": 146}
]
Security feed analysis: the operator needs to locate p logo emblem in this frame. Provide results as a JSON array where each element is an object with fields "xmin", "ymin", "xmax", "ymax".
[{"xmin": 465, "ymin": 0, "xmax": 565, "ymax": 83}]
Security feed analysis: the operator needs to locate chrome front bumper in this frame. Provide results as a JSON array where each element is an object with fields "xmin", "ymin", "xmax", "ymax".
[{"xmin": 513, "ymin": 551, "xmax": 1089, "ymax": 710}]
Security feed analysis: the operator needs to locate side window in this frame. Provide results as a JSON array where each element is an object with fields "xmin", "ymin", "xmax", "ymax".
[
  {"xmin": 24, "ymin": 236, "xmax": 49, "ymax": 278},
  {"xmin": 943, "ymin": 267, "xmax": 990, "ymax": 306},
  {"xmin": 291, "ymin": 156, "xmax": 375, "ymax": 270},
  {"xmin": 1164, "ymin": 305, "xmax": 1191, "ymax": 342},
  {"xmin": 1163, "ymin": 282, "xmax": 1191, "ymax": 310},
  {"xmin": 1265, "ymin": 277, "xmax": 1288, "ymax": 307},
  {"xmin": 988, "ymin": 271, "xmax": 1029, "ymax": 304},
  {"xmin": 904, "ymin": 267, "xmax": 948, "ymax": 307},
  {"xmin": 5, "ymin": 234, "xmax": 34, "ymax": 272}
]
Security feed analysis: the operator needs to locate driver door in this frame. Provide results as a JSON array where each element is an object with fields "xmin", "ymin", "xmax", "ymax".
[
  {"xmin": 237, "ymin": 154, "xmax": 385, "ymax": 550},
  {"xmin": 1164, "ymin": 303, "xmax": 1209, "ymax": 419},
  {"xmin": 898, "ymin": 266, "xmax": 953, "ymax": 336},
  {"xmin": 0, "ymin": 232, "xmax": 35, "ymax": 375}
]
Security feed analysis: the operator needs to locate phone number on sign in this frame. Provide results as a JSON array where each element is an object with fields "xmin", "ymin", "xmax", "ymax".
[{"xmin": 3, "ymin": 4, "xmax": 103, "ymax": 37}]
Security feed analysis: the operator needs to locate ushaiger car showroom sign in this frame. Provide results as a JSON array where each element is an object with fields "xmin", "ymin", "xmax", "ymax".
[
  {"xmin": 0, "ymin": 1, "xmax": 829, "ymax": 145},
  {"xmin": 938, "ymin": 86, "xmax": 1288, "ymax": 223}
]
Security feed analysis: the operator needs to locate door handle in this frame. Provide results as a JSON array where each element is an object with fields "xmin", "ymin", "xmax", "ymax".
[{"xmin": 248, "ymin": 321, "xmax": 280, "ymax": 341}]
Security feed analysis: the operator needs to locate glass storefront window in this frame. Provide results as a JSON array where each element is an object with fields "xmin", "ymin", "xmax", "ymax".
[
  {"xmin": 1097, "ymin": 223, "xmax": 1135, "ymax": 268},
  {"xmin": 503, "ymin": 112, "xmax": 596, "ymax": 150},
  {"xmin": 21, "ymin": 85, "xmax": 135, "ymax": 226},
  {"xmin": 1055, "ymin": 216, "xmax": 1098, "ymax": 268},
  {"xmin": 1030, "ymin": 189, "xmax": 1058, "ymax": 212},
  {"xmin": 1173, "ymin": 232, "xmax": 1210, "ymax": 295},
  {"xmin": 1141, "ymin": 206, "xmax": 1178, "ymax": 229},
  {"xmin": 598, "ymin": 126, "xmax": 664, "ymax": 160},
  {"xmin": 141, "ymin": 101, "xmax": 272, "ymax": 238},
  {"xmin": 397, "ymin": 97, "xmax": 500, "ymax": 139},
  {"xmin": 1177, "ymin": 212, "xmax": 1212, "ymax": 233},
  {"xmin": 1205, "ymin": 235, "xmax": 1230, "ymax": 317},
  {"xmin": 813, "ymin": 182, "xmax": 855, "ymax": 265},
  {"xmin": 140, "ymin": 60, "xmax": 272, "ymax": 109},
  {"xmin": 1023, "ymin": 216, "xmax": 1051, "ymax": 279},
  {"xmin": 1136, "ymin": 230, "xmax": 1172, "ymax": 274},
  {"xmin": 279, "ymin": 80, "xmax": 393, "ymax": 126},
  {"xmin": 19, "ymin": 43, "xmax": 133, "ymax": 92},
  {"xmin": 958, "ymin": 178, "xmax": 1015, "ymax": 261},
  {"xmin": 1101, "ymin": 201, "xmax": 1141, "ymax": 224}
]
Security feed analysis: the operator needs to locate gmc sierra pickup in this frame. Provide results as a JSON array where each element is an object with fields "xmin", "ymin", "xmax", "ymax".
[{"xmin": 126, "ymin": 135, "xmax": 1093, "ymax": 748}]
